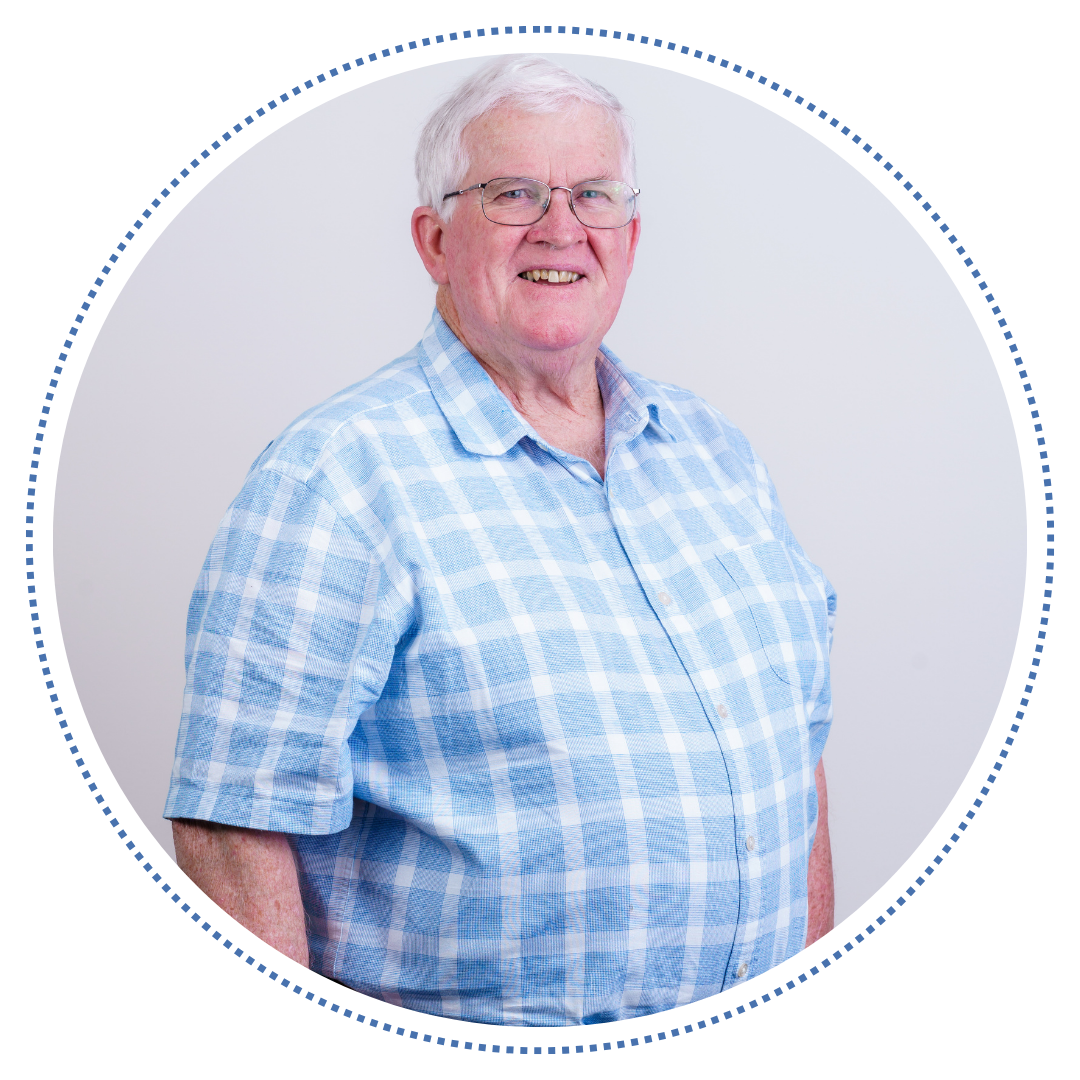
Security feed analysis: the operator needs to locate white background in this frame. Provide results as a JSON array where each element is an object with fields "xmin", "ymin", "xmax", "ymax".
[{"xmin": 2, "ymin": 2, "xmax": 1076, "ymax": 1076}]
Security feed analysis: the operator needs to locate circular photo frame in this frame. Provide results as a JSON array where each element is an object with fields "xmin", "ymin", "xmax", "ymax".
[{"xmin": 12, "ymin": 11, "xmax": 1058, "ymax": 1072}]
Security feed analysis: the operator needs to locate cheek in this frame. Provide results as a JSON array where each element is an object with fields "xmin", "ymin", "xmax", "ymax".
[
  {"xmin": 594, "ymin": 251, "xmax": 630, "ymax": 301},
  {"xmin": 447, "ymin": 237, "xmax": 513, "ymax": 308},
  {"xmin": 446, "ymin": 258, "xmax": 490, "ymax": 313}
]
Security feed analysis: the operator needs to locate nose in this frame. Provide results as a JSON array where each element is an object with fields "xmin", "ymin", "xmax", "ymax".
[{"xmin": 525, "ymin": 186, "xmax": 586, "ymax": 247}]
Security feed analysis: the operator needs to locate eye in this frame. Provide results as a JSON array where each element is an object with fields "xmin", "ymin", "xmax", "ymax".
[
  {"xmin": 486, "ymin": 181, "xmax": 544, "ymax": 204},
  {"xmin": 577, "ymin": 185, "xmax": 614, "ymax": 202}
]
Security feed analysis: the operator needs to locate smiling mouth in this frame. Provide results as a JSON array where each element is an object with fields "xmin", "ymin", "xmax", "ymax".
[{"xmin": 518, "ymin": 269, "xmax": 583, "ymax": 283}]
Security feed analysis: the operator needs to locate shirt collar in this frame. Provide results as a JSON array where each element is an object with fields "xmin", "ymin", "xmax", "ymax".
[
  {"xmin": 596, "ymin": 341, "xmax": 679, "ymax": 450},
  {"xmin": 417, "ymin": 309, "xmax": 678, "ymax": 459},
  {"xmin": 417, "ymin": 311, "xmax": 531, "ymax": 457}
]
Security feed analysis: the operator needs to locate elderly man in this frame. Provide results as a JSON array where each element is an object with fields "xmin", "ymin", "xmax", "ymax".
[{"xmin": 166, "ymin": 55, "xmax": 835, "ymax": 1027}]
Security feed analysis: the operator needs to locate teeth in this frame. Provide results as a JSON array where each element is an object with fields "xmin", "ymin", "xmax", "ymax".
[{"xmin": 521, "ymin": 270, "xmax": 582, "ymax": 283}]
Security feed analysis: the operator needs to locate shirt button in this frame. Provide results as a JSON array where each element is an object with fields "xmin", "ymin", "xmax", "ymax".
[
  {"xmin": 717, "ymin": 704, "xmax": 729, "ymax": 719},
  {"xmin": 745, "ymin": 835, "xmax": 756, "ymax": 852},
  {"xmin": 736, "ymin": 962, "xmax": 748, "ymax": 979},
  {"xmin": 658, "ymin": 591, "xmax": 673, "ymax": 606}
]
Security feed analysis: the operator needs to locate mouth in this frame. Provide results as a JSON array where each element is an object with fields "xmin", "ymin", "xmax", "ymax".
[{"xmin": 518, "ymin": 269, "xmax": 583, "ymax": 284}]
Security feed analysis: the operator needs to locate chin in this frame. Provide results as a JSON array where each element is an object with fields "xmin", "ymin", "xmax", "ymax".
[
  {"xmin": 512, "ymin": 324, "xmax": 596, "ymax": 354},
  {"xmin": 508, "ymin": 305, "xmax": 605, "ymax": 355}
]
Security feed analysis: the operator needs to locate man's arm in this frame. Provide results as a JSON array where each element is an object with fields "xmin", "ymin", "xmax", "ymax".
[
  {"xmin": 805, "ymin": 758, "xmax": 835, "ymax": 948},
  {"xmin": 172, "ymin": 819, "xmax": 309, "ymax": 967}
]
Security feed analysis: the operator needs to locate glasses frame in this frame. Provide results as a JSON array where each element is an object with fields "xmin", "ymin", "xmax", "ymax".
[{"xmin": 442, "ymin": 177, "xmax": 641, "ymax": 229}]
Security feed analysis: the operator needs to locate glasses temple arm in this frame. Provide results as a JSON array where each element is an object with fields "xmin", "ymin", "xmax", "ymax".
[{"xmin": 442, "ymin": 183, "xmax": 485, "ymax": 201}]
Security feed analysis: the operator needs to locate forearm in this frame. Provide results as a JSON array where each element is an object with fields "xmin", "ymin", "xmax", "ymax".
[
  {"xmin": 805, "ymin": 758, "xmax": 835, "ymax": 948},
  {"xmin": 172, "ymin": 819, "xmax": 309, "ymax": 967}
]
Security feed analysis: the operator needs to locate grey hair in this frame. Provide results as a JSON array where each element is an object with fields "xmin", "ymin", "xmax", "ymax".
[{"xmin": 415, "ymin": 55, "xmax": 636, "ymax": 220}]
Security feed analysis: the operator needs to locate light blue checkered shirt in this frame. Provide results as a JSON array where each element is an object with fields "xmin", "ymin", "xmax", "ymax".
[{"xmin": 165, "ymin": 311, "xmax": 835, "ymax": 1026}]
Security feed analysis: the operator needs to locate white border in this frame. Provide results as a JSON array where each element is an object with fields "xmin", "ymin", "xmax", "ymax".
[{"xmin": 3, "ymin": 3, "xmax": 1075, "ymax": 1074}]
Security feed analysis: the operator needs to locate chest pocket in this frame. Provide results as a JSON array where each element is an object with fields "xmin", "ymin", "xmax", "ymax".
[{"xmin": 713, "ymin": 539, "xmax": 829, "ymax": 696}]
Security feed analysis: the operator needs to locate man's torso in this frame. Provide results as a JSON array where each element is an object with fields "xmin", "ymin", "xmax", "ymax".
[{"xmin": 166, "ymin": 314, "xmax": 834, "ymax": 1025}]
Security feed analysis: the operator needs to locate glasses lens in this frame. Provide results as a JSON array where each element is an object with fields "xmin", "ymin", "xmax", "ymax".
[
  {"xmin": 482, "ymin": 178, "xmax": 549, "ymax": 224},
  {"xmin": 571, "ymin": 180, "xmax": 636, "ymax": 228}
]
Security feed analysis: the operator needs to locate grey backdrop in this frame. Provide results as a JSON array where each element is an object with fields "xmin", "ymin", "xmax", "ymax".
[{"xmin": 55, "ymin": 54, "xmax": 1025, "ymax": 924}]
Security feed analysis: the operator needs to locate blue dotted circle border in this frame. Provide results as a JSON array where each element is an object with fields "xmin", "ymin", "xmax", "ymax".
[{"xmin": 23, "ymin": 23, "xmax": 1052, "ymax": 1050}]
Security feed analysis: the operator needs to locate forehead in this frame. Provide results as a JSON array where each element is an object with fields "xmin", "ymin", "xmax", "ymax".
[{"xmin": 462, "ymin": 104, "xmax": 623, "ymax": 179}]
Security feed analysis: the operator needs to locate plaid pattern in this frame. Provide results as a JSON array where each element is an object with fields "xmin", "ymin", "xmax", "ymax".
[{"xmin": 165, "ymin": 311, "xmax": 835, "ymax": 1026}]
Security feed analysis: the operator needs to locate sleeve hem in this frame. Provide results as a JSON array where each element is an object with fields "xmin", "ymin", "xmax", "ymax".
[{"xmin": 163, "ymin": 777, "xmax": 354, "ymax": 836}]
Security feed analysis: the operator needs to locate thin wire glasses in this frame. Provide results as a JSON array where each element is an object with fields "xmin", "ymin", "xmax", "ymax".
[{"xmin": 442, "ymin": 177, "xmax": 640, "ymax": 229}]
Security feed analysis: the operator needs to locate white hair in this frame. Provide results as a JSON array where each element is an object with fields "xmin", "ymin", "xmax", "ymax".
[{"xmin": 415, "ymin": 55, "xmax": 637, "ymax": 220}]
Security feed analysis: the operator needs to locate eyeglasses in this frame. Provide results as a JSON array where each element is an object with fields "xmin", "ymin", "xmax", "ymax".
[{"xmin": 442, "ymin": 177, "xmax": 640, "ymax": 229}]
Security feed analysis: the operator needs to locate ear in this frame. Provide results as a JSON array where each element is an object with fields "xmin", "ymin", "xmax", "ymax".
[
  {"xmin": 412, "ymin": 205, "xmax": 451, "ymax": 285},
  {"xmin": 624, "ymin": 213, "xmax": 642, "ymax": 277}
]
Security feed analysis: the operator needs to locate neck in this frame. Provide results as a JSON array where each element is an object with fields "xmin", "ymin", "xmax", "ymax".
[{"xmin": 436, "ymin": 287, "xmax": 608, "ymax": 478}]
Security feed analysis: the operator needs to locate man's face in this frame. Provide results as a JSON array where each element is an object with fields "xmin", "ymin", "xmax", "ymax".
[{"xmin": 414, "ymin": 104, "xmax": 640, "ymax": 364}]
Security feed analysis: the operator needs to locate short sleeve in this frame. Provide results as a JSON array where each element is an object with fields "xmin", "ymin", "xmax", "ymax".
[{"xmin": 164, "ymin": 465, "xmax": 394, "ymax": 834}]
